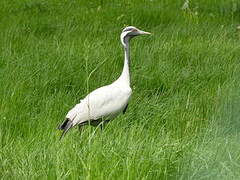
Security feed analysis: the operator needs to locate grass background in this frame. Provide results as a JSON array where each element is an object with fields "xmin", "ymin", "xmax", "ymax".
[{"xmin": 1, "ymin": 0, "xmax": 240, "ymax": 179}]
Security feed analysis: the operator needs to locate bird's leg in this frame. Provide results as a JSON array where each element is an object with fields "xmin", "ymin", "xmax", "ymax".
[
  {"xmin": 78, "ymin": 125, "xmax": 83, "ymax": 137},
  {"xmin": 123, "ymin": 103, "xmax": 129, "ymax": 114},
  {"xmin": 100, "ymin": 118, "xmax": 104, "ymax": 130},
  {"xmin": 100, "ymin": 119, "xmax": 110, "ymax": 130}
]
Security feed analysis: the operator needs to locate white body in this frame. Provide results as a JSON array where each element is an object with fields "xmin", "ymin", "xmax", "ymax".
[{"xmin": 66, "ymin": 79, "xmax": 132, "ymax": 126}]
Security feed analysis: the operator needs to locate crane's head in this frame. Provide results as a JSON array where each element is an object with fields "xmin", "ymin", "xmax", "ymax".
[{"xmin": 120, "ymin": 26, "xmax": 151, "ymax": 47}]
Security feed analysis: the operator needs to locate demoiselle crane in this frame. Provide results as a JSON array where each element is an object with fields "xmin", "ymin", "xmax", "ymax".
[{"xmin": 58, "ymin": 26, "xmax": 151, "ymax": 139}]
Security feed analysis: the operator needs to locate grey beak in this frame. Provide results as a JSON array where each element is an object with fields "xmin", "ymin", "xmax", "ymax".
[{"xmin": 139, "ymin": 30, "xmax": 151, "ymax": 35}]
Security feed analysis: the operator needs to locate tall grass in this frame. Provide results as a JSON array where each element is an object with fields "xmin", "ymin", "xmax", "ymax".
[{"xmin": 1, "ymin": 0, "xmax": 240, "ymax": 179}]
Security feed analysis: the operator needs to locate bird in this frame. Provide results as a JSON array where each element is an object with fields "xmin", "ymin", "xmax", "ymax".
[{"xmin": 58, "ymin": 26, "xmax": 151, "ymax": 139}]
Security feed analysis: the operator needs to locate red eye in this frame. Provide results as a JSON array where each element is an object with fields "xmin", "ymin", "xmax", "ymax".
[{"xmin": 132, "ymin": 29, "xmax": 138, "ymax": 32}]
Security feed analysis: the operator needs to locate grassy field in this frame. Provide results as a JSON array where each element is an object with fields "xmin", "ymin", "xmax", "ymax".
[{"xmin": 1, "ymin": 0, "xmax": 240, "ymax": 179}]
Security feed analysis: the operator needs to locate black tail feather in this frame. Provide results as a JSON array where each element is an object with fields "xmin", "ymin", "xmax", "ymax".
[
  {"xmin": 58, "ymin": 118, "xmax": 70, "ymax": 130},
  {"xmin": 58, "ymin": 118, "xmax": 73, "ymax": 140}
]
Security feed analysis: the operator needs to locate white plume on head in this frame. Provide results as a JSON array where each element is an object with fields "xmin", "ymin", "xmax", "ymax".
[{"xmin": 122, "ymin": 26, "xmax": 138, "ymax": 32}]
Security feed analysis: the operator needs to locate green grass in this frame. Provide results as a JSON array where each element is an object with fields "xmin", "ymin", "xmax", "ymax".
[{"xmin": 1, "ymin": 0, "xmax": 240, "ymax": 179}]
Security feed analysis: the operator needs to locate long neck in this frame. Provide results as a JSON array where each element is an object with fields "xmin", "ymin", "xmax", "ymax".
[{"xmin": 119, "ymin": 42, "xmax": 130, "ymax": 86}]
